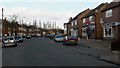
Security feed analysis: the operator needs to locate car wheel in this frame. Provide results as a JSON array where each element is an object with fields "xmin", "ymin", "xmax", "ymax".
[
  {"xmin": 2, "ymin": 46, "xmax": 6, "ymax": 48},
  {"xmin": 2, "ymin": 44, "xmax": 6, "ymax": 48},
  {"xmin": 63, "ymin": 42, "xmax": 67, "ymax": 45},
  {"xmin": 63, "ymin": 42, "xmax": 65, "ymax": 45},
  {"xmin": 14, "ymin": 44, "xmax": 17, "ymax": 47}
]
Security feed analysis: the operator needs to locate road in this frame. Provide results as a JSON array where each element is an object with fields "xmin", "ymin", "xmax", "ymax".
[{"xmin": 2, "ymin": 37, "xmax": 117, "ymax": 66}]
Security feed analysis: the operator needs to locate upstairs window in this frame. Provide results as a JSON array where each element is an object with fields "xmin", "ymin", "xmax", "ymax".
[
  {"xmin": 75, "ymin": 20, "xmax": 77, "ymax": 25},
  {"xmin": 106, "ymin": 9, "xmax": 112, "ymax": 18},
  {"xmin": 83, "ymin": 18, "xmax": 86, "ymax": 23},
  {"xmin": 71, "ymin": 21, "xmax": 74, "ymax": 26},
  {"xmin": 89, "ymin": 16, "xmax": 93, "ymax": 22},
  {"xmin": 64, "ymin": 25, "xmax": 67, "ymax": 28}
]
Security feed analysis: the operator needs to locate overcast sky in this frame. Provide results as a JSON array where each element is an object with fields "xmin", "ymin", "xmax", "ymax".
[{"xmin": 0, "ymin": 0, "xmax": 113, "ymax": 29}]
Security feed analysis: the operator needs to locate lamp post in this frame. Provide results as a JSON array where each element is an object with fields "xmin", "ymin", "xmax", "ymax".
[{"xmin": 2, "ymin": 8, "xmax": 4, "ymax": 37}]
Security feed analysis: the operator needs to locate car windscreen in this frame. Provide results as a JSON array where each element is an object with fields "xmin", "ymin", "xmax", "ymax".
[
  {"xmin": 4, "ymin": 37, "xmax": 13, "ymax": 40},
  {"xmin": 14, "ymin": 37, "xmax": 21, "ymax": 39},
  {"xmin": 68, "ymin": 36, "xmax": 77, "ymax": 39},
  {"xmin": 55, "ymin": 36, "xmax": 63, "ymax": 38}
]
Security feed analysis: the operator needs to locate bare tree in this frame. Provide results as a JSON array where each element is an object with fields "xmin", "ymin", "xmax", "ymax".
[
  {"xmin": 8, "ymin": 15, "xmax": 19, "ymax": 36},
  {"xmin": 9, "ymin": 15, "xmax": 19, "ymax": 22}
]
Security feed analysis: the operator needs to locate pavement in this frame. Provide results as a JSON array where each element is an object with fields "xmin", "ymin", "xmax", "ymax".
[{"xmin": 78, "ymin": 38, "xmax": 120, "ymax": 65}]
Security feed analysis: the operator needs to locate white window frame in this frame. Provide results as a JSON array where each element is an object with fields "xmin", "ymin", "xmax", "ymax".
[
  {"xmin": 83, "ymin": 18, "xmax": 86, "ymax": 23},
  {"xmin": 64, "ymin": 25, "xmax": 67, "ymax": 29},
  {"xmin": 75, "ymin": 20, "xmax": 77, "ymax": 25},
  {"xmin": 71, "ymin": 21, "xmax": 74, "ymax": 26},
  {"xmin": 106, "ymin": 9, "xmax": 112, "ymax": 18},
  {"xmin": 89, "ymin": 16, "xmax": 93, "ymax": 22}
]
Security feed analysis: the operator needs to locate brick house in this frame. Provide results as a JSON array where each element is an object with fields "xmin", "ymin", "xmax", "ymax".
[
  {"xmin": 67, "ymin": 17, "xmax": 72, "ymax": 36},
  {"xmin": 81, "ymin": 3, "xmax": 107, "ymax": 39},
  {"xmin": 18, "ymin": 26, "xmax": 27, "ymax": 36},
  {"xmin": 64, "ymin": 23, "xmax": 67, "ymax": 36},
  {"xmin": 70, "ymin": 8, "xmax": 90, "ymax": 37},
  {"xmin": 101, "ymin": 1, "xmax": 120, "ymax": 39}
]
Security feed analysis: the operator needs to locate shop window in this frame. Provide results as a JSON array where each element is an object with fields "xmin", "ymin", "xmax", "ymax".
[{"xmin": 105, "ymin": 28, "xmax": 111, "ymax": 37}]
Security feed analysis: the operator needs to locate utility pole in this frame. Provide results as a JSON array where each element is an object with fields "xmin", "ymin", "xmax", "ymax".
[{"xmin": 2, "ymin": 8, "xmax": 4, "ymax": 36}]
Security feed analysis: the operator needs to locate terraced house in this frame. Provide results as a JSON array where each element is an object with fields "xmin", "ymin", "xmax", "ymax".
[
  {"xmin": 64, "ymin": 18, "xmax": 72, "ymax": 36},
  {"xmin": 101, "ymin": 1, "xmax": 120, "ymax": 40},
  {"xmin": 81, "ymin": 3, "xmax": 108, "ymax": 39},
  {"xmin": 64, "ymin": 9, "xmax": 90, "ymax": 37},
  {"xmin": 70, "ymin": 8, "xmax": 90, "ymax": 37}
]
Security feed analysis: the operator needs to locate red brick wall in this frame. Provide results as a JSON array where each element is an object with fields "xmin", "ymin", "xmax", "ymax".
[{"xmin": 102, "ymin": 7, "xmax": 119, "ymax": 23}]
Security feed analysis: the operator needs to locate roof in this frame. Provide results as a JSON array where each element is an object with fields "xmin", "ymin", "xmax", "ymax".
[
  {"xmin": 64, "ymin": 23, "xmax": 68, "ymax": 25},
  {"xmin": 72, "ymin": 8, "xmax": 90, "ymax": 20},
  {"xmin": 82, "ymin": 3, "xmax": 107, "ymax": 18},
  {"xmin": 102, "ymin": 2, "xmax": 120, "ymax": 12}
]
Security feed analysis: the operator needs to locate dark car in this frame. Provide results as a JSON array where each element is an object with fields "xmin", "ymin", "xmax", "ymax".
[
  {"xmin": 14, "ymin": 36, "xmax": 23, "ymax": 43},
  {"xmin": 46, "ymin": 34, "xmax": 51, "ymax": 38},
  {"xmin": 50, "ymin": 34, "xmax": 55, "ymax": 39},
  {"xmin": 63, "ymin": 36, "xmax": 78, "ymax": 45},
  {"xmin": 26, "ymin": 34, "xmax": 32, "ymax": 39},
  {"xmin": 2, "ymin": 36, "xmax": 17, "ymax": 47}
]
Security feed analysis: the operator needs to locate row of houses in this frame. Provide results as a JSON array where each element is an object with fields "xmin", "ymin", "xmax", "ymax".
[
  {"xmin": 64, "ymin": 1, "xmax": 120, "ymax": 40},
  {"xmin": 0, "ymin": 19, "xmax": 43, "ymax": 37}
]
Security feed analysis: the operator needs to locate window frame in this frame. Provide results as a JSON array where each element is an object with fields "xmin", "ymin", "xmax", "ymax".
[{"xmin": 106, "ymin": 9, "xmax": 112, "ymax": 18}]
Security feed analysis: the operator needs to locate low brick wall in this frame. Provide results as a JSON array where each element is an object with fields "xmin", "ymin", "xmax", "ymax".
[{"xmin": 111, "ymin": 41, "xmax": 120, "ymax": 51}]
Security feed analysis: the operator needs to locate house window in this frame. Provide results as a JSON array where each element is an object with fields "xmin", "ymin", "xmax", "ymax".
[
  {"xmin": 64, "ymin": 25, "xmax": 67, "ymax": 28},
  {"xmin": 89, "ymin": 16, "xmax": 93, "ymax": 22},
  {"xmin": 106, "ymin": 9, "xmax": 112, "ymax": 18},
  {"xmin": 83, "ymin": 18, "xmax": 86, "ymax": 23},
  {"xmin": 71, "ymin": 21, "xmax": 74, "ymax": 26},
  {"xmin": 75, "ymin": 20, "xmax": 77, "ymax": 25}
]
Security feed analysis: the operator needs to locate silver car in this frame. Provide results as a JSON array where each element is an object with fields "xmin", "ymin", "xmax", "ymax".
[
  {"xmin": 2, "ymin": 36, "xmax": 17, "ymax": 47},
  {"xmin": 54, "ymin": 35, "xmax": 64, "ymax": 42}
]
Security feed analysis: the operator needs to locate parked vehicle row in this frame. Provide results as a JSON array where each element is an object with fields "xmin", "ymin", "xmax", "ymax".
[
  {"xmin": 45, "ymin": 34, "xmax": 79, "ymax": 45},
  {"xmin": 2, "ymin": 33, "xmax": 43, "ymax": 48},
  {"xmin": 2, "ymin": 36, "xmax": 18, "ymax": 47}
]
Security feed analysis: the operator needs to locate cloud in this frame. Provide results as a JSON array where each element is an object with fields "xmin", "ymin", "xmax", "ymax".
[
  {"xmin": 0, "ymin": 0, "xmax": 113, "ymax": 2},
  {"xmin": 3, "ymin": 7, "xmax": 76, "ymax": 29}
]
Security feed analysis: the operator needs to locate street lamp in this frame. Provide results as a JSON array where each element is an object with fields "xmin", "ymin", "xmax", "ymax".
[{"xmin": 2, "ymin": 8, "xmax": 4, "ymax": 37}]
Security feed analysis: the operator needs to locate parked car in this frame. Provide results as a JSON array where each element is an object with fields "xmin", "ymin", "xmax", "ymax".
[
  {"xmin": 26, "ymin": 34, "xmax": 32, "ymax": 39},
  {"xmin": 63, "ymin": 36, "xmax": 78, "ymax": 45},
  {"xmin": 2, "ymin": 36, "xmax": 17, "ymax": 47},
  {"xmin": 54, "ymin": 35, "xmax": 64, "ymax": 42},
  {"xmin": 22, "ymin": 35, "xmax": 26, "ymax": 38},
  {"xmin": 46, "ymin": 34, "xmax": 51, "ymax": 38},
  {"xmin": 50, "ymin": 34, "xmax": 55, "ymax": 39},
  {"xmin": 14, "ymin": 36, "xmax": 23, "ymax": 43},
  {"xmin": 37, "ymin": 33, "xmax": 42, "ymax": 37}
]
